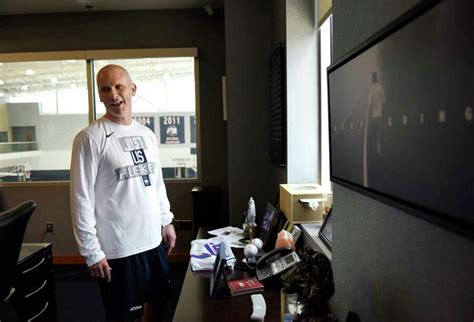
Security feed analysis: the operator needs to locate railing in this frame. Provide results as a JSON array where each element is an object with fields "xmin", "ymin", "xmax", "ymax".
[{"xmin": 0, "ymin": 141, "xmax": 39, "ymax": 153}]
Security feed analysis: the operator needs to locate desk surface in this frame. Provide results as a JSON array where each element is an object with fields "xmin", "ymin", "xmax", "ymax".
[{"xmin": 173, "ymin": 230, "xmax": 281, "ymax": 322}]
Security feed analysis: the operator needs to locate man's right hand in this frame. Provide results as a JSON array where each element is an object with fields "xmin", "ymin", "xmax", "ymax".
[{"xmin": 88, "ymin": 257, "xmax": 112, "ymax": 283}]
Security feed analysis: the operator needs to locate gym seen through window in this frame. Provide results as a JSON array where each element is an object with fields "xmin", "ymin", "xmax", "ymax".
[{"xmin": 0, "ymin": 53, "xmax": 198, "ymax": 183}]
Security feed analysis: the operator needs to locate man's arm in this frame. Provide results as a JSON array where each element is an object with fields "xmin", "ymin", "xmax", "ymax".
[
  {"xmin": 70, "ymin": 132, "xmax": 107, "ymax": 269},
  {"xmin": 89, "ymin": 258, "xmax": 112, "ymax": 283},
  {"xmin": 157, "ymin": 173, "xmax": 176, "ymax": 254},
  {"xmin": 162, "ymin": 224, "xmax": 176, "ymax": 255},
  {"xmin": 155, "ymin": 157, "xmax": 176, "ymax": 254}
]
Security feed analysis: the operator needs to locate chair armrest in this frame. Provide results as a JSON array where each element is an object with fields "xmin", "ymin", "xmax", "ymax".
[{"xmin": 4, "ymin": 287, "xmax": 15, "ymax": 301}]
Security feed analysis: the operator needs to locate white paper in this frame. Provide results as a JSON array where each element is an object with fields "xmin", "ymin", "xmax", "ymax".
[{"xmin": 207, "ymin": 226, "xmax": 245, "ymax": 248}]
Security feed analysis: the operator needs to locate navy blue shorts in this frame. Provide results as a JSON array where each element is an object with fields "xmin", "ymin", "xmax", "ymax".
[{"xmin": 98, "ymin": 243, "xmax": 171, "ymax": 321}]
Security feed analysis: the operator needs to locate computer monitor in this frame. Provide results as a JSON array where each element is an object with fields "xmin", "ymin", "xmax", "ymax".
[{"xmin": 318, "ymin": 208, "xmax": 333, "ymax": 250}]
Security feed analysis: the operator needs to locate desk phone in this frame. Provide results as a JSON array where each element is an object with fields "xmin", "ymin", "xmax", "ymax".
[{"xmin": 256, "ymin": 247, "xmax": 300, "ymax": 281}]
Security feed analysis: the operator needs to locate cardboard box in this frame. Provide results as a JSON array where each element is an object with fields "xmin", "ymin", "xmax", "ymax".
[{"xmin": 279, "ymin": 184, "xmax": 330, "ymax": 223}]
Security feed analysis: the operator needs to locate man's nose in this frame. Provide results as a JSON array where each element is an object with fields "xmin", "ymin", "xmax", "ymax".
[{"xmin": 106, "ymin": 88, "xmax": 119, "ymax": 100}]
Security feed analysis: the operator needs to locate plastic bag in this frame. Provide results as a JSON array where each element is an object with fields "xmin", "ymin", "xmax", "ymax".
[{"xmin": 189, "ymin": 237, "xmax": 222, "ymax": 271}]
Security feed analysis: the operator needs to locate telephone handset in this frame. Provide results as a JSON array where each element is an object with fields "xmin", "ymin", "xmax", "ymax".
[{"xmin": 256, "ymin": 247, "xmax": 301, "ymax": 281}]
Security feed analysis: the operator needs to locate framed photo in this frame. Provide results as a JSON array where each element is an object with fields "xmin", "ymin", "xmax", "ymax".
[
  {"xmin": 318, "ymin": 208, "xmax": 333, "ymax": 251},
  {"xmin": 327, "ymin": 0, "xmax": 474, "ymax": 238},
  {"xmin": 258, "ymin": 203, "xmax": 278, "ymax": 245},
  {"xmin": 209, "ymin": 245, "xmax": 226, "ymax": 298}
]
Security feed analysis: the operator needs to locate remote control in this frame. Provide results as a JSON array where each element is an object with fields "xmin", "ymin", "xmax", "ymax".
[{"xmin": 250, "ymin": 294, "xmax": 266, "ymax": 321}]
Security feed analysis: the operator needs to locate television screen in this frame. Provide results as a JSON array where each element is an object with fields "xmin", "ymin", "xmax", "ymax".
[{"xmin": 327, "ymin": 0, "xmax": 473, "ymax": 237}]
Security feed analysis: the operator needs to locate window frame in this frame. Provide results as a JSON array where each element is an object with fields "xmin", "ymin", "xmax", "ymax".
[
  {"xmin": 317, "ymin": 13, "xmax": 333, "ymax": 193},
  {"xmin": 0, "ymin": 48, "xmax": 201, "ymax": 186}
]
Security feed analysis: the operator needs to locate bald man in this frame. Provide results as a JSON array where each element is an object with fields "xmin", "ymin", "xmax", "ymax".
[{"xmin": 70, "ymin": 64, "xmax": 176, "ymax": 322}]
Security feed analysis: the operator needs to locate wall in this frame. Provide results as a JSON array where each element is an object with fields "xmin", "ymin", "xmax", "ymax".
[
  {"xmin": 225, "ymin": 0, "xmax": 276, "ymax": 224},
  {"xmin": 38, "ymin": 114, "xmax": 87, "ymax": 151},
  {"xmin": 7, "ymin": 103, "xmax": 40, "ymax": 127},
  {"xmin": 330, "ymin": 1, "xmax": 474, "ymax": 320},
  {"xmin": 0, "ymin": 9, "xmax": 227, "ymax": 258}
]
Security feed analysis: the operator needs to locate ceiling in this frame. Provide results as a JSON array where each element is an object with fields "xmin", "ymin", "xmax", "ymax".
[{"xmin": 0, "ymin": 0, "xmax": 222, "ymax": 15}]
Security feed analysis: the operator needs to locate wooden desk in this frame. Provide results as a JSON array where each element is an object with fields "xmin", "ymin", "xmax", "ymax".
[{"xmin": 173, "ymin": 230, "xmax": 281, "ymax": 322}]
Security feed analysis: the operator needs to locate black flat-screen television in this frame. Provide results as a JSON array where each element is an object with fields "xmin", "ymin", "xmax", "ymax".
[{"xmin": 327, "ymin": 0, "xmax": 473, "ymax": 238}]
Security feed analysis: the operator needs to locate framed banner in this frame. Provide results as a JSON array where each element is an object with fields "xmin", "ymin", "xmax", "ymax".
[
  {"xmin": 159, "ymin": 116, "xmax": 185, "ymax": 144},
  {"xmin": 327, "ymin": 0, "xmax": 473, "ymax": 238}
]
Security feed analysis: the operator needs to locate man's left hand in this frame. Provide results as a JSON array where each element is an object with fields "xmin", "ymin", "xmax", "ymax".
[{"xmin": 162, "ymin": 223, "xmax": 176, "ymax": 255}]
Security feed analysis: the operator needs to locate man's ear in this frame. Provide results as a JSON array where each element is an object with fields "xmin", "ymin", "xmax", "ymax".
[{"xmin": 131, "ymin": 83, "xmax": 137, "ymax": 96}]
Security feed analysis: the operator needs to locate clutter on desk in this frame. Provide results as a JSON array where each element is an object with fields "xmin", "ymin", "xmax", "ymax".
[
  {"xmin": 243, "ymin": 197, "xmax": 258, "ymax": 239},
  {"xmin": 250, "ymin": 294, "xmax": 267, "ymax": 322},
  {"xmin": 208, "ymin": 226, "xmax": 246, "ymax": 248},
  {"xmin": 275, "ymin": 229, "xmax": 295, "ymax": 251},
  {"xmin": 250, "ymin": 237, "xmax": 263, "ymax": 250},
  {"xmin": 190, "ymin": 237, "xmax": 222, "ymax": 271},
  {"xmin": 280, "ymin": 245, "xmax": 335, "ymax": 321},
  {"xmin": 190, "ymin": 234, "xmax": 238, "ymax": 271},
  {"xmin": 209, "ymin": 241, "xmax": 227, "ymax": 298},
  {"xmin": 219, "ymin": 239, "xmax": 236, "ymax": 270},
  {"xmin": 227, "ymin": 277, "xmax": 264, "ymax": 297},
  {"xmin": 255, "ymin": 248, "xmax": 300, "ymax": 282},
  {"xmin": 244, "ymin": 243, "xmax": 259, "ymax": 264},
  {"xmin": 243, "ymin": 238, "xmax": 264, "ymax": 264}
]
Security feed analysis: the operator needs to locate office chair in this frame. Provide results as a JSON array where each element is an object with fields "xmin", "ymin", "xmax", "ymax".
[{"xmin": 0, "ymin": 200, "xmax": 36, "ymax": 321}]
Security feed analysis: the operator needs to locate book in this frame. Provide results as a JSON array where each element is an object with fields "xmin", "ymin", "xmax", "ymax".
[{"xmin": 227, "ymin": 278, "xmax": 264, "ymax": 297}]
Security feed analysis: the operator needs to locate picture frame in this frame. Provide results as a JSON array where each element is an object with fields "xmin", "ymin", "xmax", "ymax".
[
  {"xmin": 258, "ymin": 203, "xmax": 278, "ymax": 250},
  {"xmin": 209, "ymin": 246, "xmax": 226, "ymax": 298},
  {"xmin": 327, "ymin": 0, "xmax": 474, "ymax": 238},
  {"xmin": 318, "ymin": 208, "xmax": 333, "ymax": 251},
  {"xmin": 258, "ymin": 203, "xmax": 286, "ymax": 251}
]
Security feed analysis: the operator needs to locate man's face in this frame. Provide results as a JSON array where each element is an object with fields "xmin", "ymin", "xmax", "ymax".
[{"xmin": 97, "ymin": 66, "xmax": 136, "ymax": 120}]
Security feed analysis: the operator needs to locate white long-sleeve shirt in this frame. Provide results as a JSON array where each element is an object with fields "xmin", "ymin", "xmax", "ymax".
[{"xmin": 70, "ymin": 117, "xmax": 173, "ymax": 266}]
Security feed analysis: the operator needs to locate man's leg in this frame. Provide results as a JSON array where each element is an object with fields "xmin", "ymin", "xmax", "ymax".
[{"xmin": 145, "ymin": 243, "xmax": 172, "ymax": 322}]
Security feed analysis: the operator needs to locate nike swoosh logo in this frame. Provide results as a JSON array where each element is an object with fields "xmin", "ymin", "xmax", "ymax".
[{"xmin": 106, "ymin": 132, "xmax": 115, "ymax": 138}]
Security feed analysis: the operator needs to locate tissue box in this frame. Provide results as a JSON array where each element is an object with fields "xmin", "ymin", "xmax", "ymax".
[{"xmin": 279, "ymin": 184, "xmax": 330, "ymax": 223}]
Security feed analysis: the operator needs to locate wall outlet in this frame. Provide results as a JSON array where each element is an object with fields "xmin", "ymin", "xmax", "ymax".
[{"xmin": 46, "ymin": 222, "xmax": 54, "ymax": 233}]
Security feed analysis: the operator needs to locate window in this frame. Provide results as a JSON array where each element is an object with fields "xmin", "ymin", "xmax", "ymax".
[
  {"xmin": 93, "ymin": 57, "xmax": 197, "ymax": 179},
  {"xmin": 0, "ymin": 49, "xmax": 199, "ymax": 183},
  {"xmin": 319, "ymin": 15, "xmax": 333, "ymax": 192},
  {"xmin": 0, "ymin": 59, "xmax": 88, "ymax": 182}
]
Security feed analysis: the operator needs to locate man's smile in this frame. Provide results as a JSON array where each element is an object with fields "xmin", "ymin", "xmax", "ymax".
[{"xmin": 110, "ymin": 101, "xmax": 124, "ymax": 108}]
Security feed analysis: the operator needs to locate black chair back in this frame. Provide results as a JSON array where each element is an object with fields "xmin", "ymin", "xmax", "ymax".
[{"xmin": 0, "ymin": 200, "xmax": 36, "ymax": 320}]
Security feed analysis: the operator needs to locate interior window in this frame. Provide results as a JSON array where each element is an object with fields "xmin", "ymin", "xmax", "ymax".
[
  {"xmin": 0, "ymin": 51, "xmax": 199, "ymax": 183},
  {"xmin": 0, "ymin": 60, "xmax": 88, "ymax": 182},
  {"xmin": 93, "ymin": 57, "xmax": 197, "ymax": 180}
]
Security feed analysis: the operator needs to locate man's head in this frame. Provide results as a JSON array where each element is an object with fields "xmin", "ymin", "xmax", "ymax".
[{"xmin": 97, "ymin": 64, "xmax": 137, "ymax": 125}]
